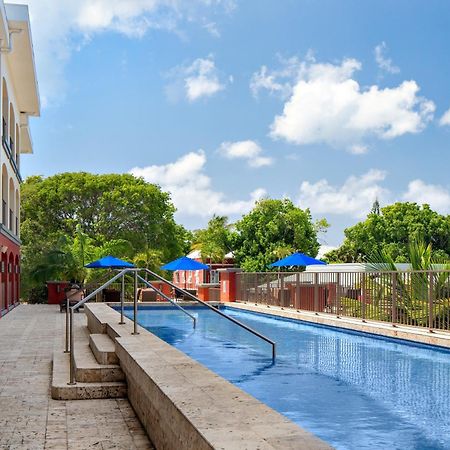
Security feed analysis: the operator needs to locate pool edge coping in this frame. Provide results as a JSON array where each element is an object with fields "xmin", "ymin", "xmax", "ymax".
[{"xmin": 224, "ymin": 302, "xmax": 450, "ymax": 350}]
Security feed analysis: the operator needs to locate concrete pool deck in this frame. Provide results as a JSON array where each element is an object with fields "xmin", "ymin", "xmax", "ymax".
[{"xmin": 0, "ymin": 305, "xmax": 154, "ymax": 450}]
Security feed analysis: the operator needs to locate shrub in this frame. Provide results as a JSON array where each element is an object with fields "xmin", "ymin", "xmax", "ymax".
[{"xmin": 27, "ymin": 285, "xmax": 48, "ymax": 304}]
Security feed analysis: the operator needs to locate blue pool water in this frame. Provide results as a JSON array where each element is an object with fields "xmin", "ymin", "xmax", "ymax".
[{"xmin": 121, "ymin": 305, "xmax": 450, "ymax": 450}]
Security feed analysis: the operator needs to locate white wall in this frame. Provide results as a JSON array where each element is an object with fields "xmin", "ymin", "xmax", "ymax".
[{"xmin": 0, "ymin": 52, "xmax": 22, "ymax": 237}]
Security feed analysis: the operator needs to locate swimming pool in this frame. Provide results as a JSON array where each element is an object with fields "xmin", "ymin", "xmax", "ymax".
[{"xmin": 121, "ymin": 305, "xmax": 450, "ymax": 450}]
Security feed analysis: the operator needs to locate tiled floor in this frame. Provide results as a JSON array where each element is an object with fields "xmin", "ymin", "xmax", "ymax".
[{"xmin": 0, "ymin": 305, "xmax": 154, "ymax": 450}]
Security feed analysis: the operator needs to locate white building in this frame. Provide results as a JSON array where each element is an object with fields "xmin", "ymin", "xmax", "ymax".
[{"xmin": 0, "ymin": 2, "xmax": 39, "ymax": 315}]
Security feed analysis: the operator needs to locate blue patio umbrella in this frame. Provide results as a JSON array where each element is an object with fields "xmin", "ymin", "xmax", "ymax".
[
  {"xmin": 269, "ymin": 252, "xmax": 326, "ymax": 268},
  {"xmin": 85, "ymin": 255, "xmax": 135, "ymax": 269},
  {"xmin": 161, "ymin": 256, "xmax": 209, "ymax": 271}
]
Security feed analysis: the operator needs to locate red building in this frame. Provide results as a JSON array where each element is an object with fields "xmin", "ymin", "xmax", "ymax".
[
  {"xmin": 0, "ymin": 2, "xmax": 40, "ymax": 317},
  {"xmin": 172, "ymin": 250, "xmax": 235, "ymax": 291}
]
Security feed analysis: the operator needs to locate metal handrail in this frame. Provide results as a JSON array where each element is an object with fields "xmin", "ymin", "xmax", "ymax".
[
  {"xmin": 65, "ymin": 270, "xmax": 114, "ymax": 353},
  {"xmin": 136, "ymin": 274, "xmax": 196, "ymax": 327},
  {"xmin": 142, "ymin": 268, "xmax": 276, "ymax": 359},
  {"xmin": 71, "ymin": 269, "xmax": 130, "ymax": 310},
  {"xmin": 68, "ymin": 268, "xmax": 130, "ymax": 384},
  {"xmin": 66, "ymin": 265, "xmax": 277, "ymax": 385}
]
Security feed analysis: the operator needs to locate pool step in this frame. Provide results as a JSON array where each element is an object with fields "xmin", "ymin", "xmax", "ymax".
[{"xmin": 89, "ymin": 333, "xmax": 119, "ymax": 365}]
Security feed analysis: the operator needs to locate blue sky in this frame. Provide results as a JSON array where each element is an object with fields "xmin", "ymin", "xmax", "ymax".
[{"xmin": 16, "ymin": 0, "xmax": 450, "ymax": 251}]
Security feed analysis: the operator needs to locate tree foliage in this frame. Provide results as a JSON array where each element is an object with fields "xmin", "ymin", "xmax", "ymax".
[
  {"xmin": 326, "ymin": 202, "xmax": 450, "ymax": 263},
  {"xmin": 191, "ymin": 215, "xmax": 233, "ymax": 263},
  {"xmin": 232, "ymin": 199, "xmax": 324, "ymax": 271},
  {"xmin": 21, "ymin": 173, "xmax": 190, "ymax": 291}
]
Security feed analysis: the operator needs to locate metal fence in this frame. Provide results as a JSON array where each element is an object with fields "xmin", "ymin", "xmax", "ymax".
[{"xmin": 236, "ymin": 270, "xmax": 450, "ymax": 331}]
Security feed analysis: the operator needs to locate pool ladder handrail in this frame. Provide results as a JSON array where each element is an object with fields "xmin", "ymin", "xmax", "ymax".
[
  {"xmin": 141, "ymin": 268, "xmax": 276, "ymax": 360},
  {"xmin": 67, "ymin": 268, "xmax": 131, "ymax": 385},
  {"xmin": 65, "ymin": 267, "xmax": 276, "ymax": 385},
  {"xmin": 136, "ymin": 274, "xmax": 197, "ymax": 327},
  {"xmin": 64, "ymin": 269, "xmax": 115, "ymax": 354}
]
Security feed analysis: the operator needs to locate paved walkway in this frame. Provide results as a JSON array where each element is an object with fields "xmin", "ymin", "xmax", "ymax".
[{"xmin": 0, "ymin": 305, "xmax": 154, "ymax": 450}]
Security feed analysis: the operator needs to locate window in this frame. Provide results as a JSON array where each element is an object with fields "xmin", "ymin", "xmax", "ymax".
[{"xmin": 210, "ymin": 270, "xmax": 219, "ymax": 284}]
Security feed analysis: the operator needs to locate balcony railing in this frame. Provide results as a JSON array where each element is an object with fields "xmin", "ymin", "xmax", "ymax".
[{"xmin": 236, "ymin": 270, "xmax": 450, "ymax": 332}]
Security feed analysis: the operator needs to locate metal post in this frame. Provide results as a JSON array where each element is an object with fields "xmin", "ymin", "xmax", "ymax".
[
  {"xmin": 392, "ymin": 272, "xmax": 397, "ymax": 326},
  {"xmin": 295, "ymin": 272, "xmax": 300, "ymax": 310},
  {"xmin": 119, "ymin": 274, "xmax": 125, "ymax": 324},
  {"xmin": 65, "ymin": 295, "xmax": 70, "ymax": 353},
  {"xmin": 68, "ymin": 308, "xmax": 76, "ymax": 385},
  {"xmin": 280, "ymin": 273, "xmax": 284, "ymax": 307},
  {"xmin": 314, "ymin": 273, "xmax": 319, "ymax": 314},
  {"xmin": 132, "ymin": 270, "xmax": 139, "ymax": 335},
  {"xmin": 361, "ymin": 273, "xmax": 366, "ymax": 322},
  {"xmin": 336, "ymin": 273, "xmax": 341, "ymax": 318}
]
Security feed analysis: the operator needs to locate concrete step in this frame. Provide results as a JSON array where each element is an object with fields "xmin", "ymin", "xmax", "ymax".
[
  {"xmin": 89, "ymin": 333, "xmax": 119, "ymax": 365},
  {"xmin": 74, "ymin": 340, "xmax": 124, "ymax": 383},
  {"xmin": 52, "ymin": 350, "xmax": 127, "ymax": 400},
  {"xmin": 51, "ymin": 312, "xmax": 127, "ymax": 401}
]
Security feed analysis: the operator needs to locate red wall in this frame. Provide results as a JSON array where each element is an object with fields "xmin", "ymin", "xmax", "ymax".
[
  {"xmin": 0, "ymin": 233, "xmax": 20, "ymax": 317},
  {"xmin": 219, "ymin": 271, "xmax": 239, "ymax": 303}
]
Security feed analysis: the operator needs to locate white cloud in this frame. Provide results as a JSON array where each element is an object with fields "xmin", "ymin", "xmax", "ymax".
[
  {"xmin": 317, "ymin": 245, "xmax": 337, "ymax": 259},
  {"xmin": 130, "ymin": 150, "xmax": 266, "ymax": 218},
  {"xmin": 219, "ymin": 140, "xmax": 273, "ymax": 168},
  {"xmin": 250, "ymin": 55, "xmax": 302, "ymax": 99},
  {"xmin": 263, "ymin": 57, "xmax": 434, "ymax": 152},
  {"xmin": 183, "ymin": 57, "xmax": 225, "ymax": 101},
  {"xmin": 439, "ymin": 108, "xmax": 450, "ymax": 126},
  {"xmin": 166, "ymin": 56, "xmax": 228, "ymax": 102},
  {"xmin": 349, "ymin": 144, "xmax": 369, "ymax": 155},
  {"xmin": 298, "ymin": 169, "xmax": 390, "ymax": 218},
  {"xmin": 8, "ymin": 0, "xmax": 234, "ymax": 106},
  {"xmin": 402, "ymin": 180, "xmax": 450, "ymax": 214},
  {"xmin": 374, "ymin": 42, "xmax": 400, "ymax": 74},
  {"xmin": 203, "ymin": 22, "xmax": 221, "ymax": 37},
  {"xmin": 298, "ymin": 170, "xmax": 450, "ymax": 218}
]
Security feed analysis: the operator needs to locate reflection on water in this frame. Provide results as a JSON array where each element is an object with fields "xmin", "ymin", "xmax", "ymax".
[{"xmin": 125, "ymin": 306, "xmax": 450, "ymax": 450}]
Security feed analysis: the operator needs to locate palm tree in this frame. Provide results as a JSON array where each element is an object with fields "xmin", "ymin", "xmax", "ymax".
[
  {"xmin": 366, "ymin": 237, "xmax": 450, "ymax": 326},
  {"xmin": 133, "ymin": 246, "xmax": 163, "ymax": 279}
]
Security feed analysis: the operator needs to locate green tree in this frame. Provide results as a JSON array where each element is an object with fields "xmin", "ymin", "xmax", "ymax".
[
  {"xmin": 21, "ymin": 173, "xmax": 189, "ymax": 293},
  {"xmin": 191, "ymin": 215, "xmax": 233, "ymax": 263},
  {"xmin": 326, "ymin": 202, "xmax": 450, "ymax": 263},
  {"xmin": 232, "ymin": 199, "xmax": 326, "ymax": 271}
]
